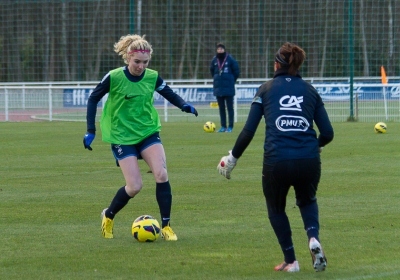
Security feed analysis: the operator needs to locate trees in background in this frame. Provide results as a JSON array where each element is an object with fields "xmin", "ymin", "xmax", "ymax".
[{"xmin": 0, "ymin": 0, "xmax": 398, "ymax": 82}]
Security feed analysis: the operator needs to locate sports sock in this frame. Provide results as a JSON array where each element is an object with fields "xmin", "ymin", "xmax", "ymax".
[
  {"xmin": 283, "ymin": 246, "xmax": 296, "ymax": 264},
  {"xmin": 156, "ymin": 181, "xmax": 172, "ymax": 228},
  {"xmin": 106, "ymin": 186, "xmax": 132, "ymax": 219},
  {"xmin": 269, "ymin": 213, "xmax": 296, "ymax": 263},
  {"xmin": 299, "ymin": 201, "xmax": 319, "ymax": 240}
]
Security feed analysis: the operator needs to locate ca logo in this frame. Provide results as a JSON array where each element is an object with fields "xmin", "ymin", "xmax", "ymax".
[{"xmin": 279, "ymin": 95, "xmax": 303, "ymax": 111}]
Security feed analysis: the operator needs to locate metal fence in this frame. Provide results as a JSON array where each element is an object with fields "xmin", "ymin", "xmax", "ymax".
[{"xmin": 2, "ymin": 78, "xmax": 400, "ymax": 123}]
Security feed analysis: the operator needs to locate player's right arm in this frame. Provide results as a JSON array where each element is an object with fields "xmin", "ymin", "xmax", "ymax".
[
  {"xmin": 231, "ymin": 101, "xmax": 263, "ymax": 159},
  {"xmin": 86, "ymin": 74, "xmax": 110, "ymax": 133},
  {"xmin": 217, "ymin": 91, "xmax": 264, "ymax": 179},
  {"xmin": 210, "ymin": 57, "xmax": 216, "ymax": 77},
  {"xmin": 83, "ymin": 73, "xmax": 110, "ymax": 151}
]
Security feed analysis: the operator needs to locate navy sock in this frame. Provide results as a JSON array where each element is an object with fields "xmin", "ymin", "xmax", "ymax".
[
  {"xmin": 299, "ymin": 201, "xmax": 320, "ymax": 240},
  {"xmin": 269, "ymin": 213, "xmax": 296, "ymax": 263},
  {"xmin": 283, "ymin": 246, "xmax": 296, "ymax": 264},
  {"xmin": 156, "ymin": 181, "xmax": 172, "ymax": 228},
  {"xmin": 106, "ymin": 186, "xmax": 132, "ymax": 219}
]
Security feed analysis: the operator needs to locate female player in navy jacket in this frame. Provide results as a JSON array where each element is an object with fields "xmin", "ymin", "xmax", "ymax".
[{"xmin": 217, "ymin": 42, "xmax": 334, "ymax": 273}]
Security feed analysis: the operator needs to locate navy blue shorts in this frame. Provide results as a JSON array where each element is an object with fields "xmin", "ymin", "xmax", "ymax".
[{"xmin": 111, "ymin": 132, "xmax": 162, "ymax": 164}]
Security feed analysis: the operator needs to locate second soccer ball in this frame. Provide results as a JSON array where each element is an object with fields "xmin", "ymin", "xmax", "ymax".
[
  {"xmin": 374, "ymin": 122, "xmax": 387, "ymax": 134},
  {"xmin": 203, "ymin": 121, "xmax": 216, "ymax": 133}
]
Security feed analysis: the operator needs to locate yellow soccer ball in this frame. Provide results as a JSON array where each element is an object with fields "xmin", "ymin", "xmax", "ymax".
[
  {"xmin": 132, "ymin": 215, "xmax": 160, "ymax": 242},
  {"xmin": 374, "ymin": 122, "xmax": 387, "ymax": 134},
  {"xmin": 203, "ymin": 121, "xmax": 216, "ymax": 133}
]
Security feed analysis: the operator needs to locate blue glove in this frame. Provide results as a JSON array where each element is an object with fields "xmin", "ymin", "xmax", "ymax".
[
  {"xmin": 83, "ymin": 132, "xmax": 95, "ymax": 151},
  {"xmin": 181, "ymin": 104, "xmax": 198, "ymax": 117}
]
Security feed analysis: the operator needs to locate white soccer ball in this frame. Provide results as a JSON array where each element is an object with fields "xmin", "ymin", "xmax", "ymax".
[
  {"xmin": 374, "ymin": 122, "xmax": 387, "ymax": 134},
  {"xmin": 203, "ymin": 121, "xmax": 216, "ymax": 133},
  {"xmin": 131, "ymin": 215, "xmax": 160, "ymax": 242}
]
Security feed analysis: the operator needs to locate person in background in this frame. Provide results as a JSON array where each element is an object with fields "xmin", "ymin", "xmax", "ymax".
[
  {"xmin": 83, "ymin": 34, "xmax": 198, "ymax": 241},
  {"xmin": 210, "ymin": 43, "xmax": 240, "ymax": 132},
  {"xmin": 217, "ymin": 42, "xmax": 333, "ymax": 272}
]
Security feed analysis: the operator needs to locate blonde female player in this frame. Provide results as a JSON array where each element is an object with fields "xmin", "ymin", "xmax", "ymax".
[{"xmin": 83, "ymin": 34, "xmax": 198, "ymax": 240}]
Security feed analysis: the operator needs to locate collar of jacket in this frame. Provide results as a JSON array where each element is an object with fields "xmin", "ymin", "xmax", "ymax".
[
  {"xmin": 273, "ymin": 68, "xmax": 301, "ymax": 78},
  {"xmin": 216, "ymin": 52, "xmax": 227, "ymax": 60}
]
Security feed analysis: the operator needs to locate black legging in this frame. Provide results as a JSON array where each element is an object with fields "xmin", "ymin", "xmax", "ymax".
[{"xmin": 262, "ymin": 158, "xmax": 321, "ymax": 250}]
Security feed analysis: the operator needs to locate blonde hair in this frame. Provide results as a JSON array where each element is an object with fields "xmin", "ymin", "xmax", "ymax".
[{"xmin": 114, "ymin": 34, "xmax": 153, "ymax": 64}]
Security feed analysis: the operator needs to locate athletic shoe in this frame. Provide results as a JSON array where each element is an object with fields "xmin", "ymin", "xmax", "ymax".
[
  {"xmin": 274, "ymin": 261, "xmax": 300, "ymax": 272},
  {"xmin": 217, "ymin": 127, "xmax": 227, "ymax": 133},
  {"xmin": 161, "ymin": 225, "xmax": 178, "ymax": 241},
  {"xmin": 309, "ymin": 237, "xmax": 327, "ymax": 272},
  {"xmin": 226, "ymin": 127, "xmax": 233, "ymax": 133},
  {"xmin": 101, "ymin": 208, "xmax": 114, "ymax": 239}
]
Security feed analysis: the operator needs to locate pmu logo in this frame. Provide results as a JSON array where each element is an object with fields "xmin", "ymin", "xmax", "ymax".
[
  {"xmin": 276, "ymin": 115, "xmax": 309, "ymax": 132},
  {"xmin": 279, "ymin": 95, "xmax": 303, "ymax": 111}
]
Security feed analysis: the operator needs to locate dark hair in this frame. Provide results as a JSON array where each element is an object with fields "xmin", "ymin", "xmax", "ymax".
[
  {"xmin": 216, "ymin": 43, "xmax": 226, "ymax": 50},
  {"xmin": 275, "ymin": 42, "xmax": 306, "ymax": 75}
]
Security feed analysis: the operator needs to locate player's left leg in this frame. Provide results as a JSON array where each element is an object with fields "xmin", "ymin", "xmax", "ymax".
[
  {"xmin": 263, "ymin": 162, "xmax": 297, "ymax": 270},
  {"xmin": 141, "ymin": 142, "xmax": 177, "ymax": 241}
]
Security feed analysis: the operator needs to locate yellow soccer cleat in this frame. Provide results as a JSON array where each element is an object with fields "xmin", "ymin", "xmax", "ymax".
[
  {"xmin": 161, "ymin": 225, "xmax": 178, "ymax": 241},
  {"xmin": 101, "ymin": 208, "xmax": 114, "ymax": 239}
]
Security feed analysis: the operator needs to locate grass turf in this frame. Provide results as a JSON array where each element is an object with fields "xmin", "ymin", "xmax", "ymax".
[{"xmin": 1, "ymin": 121, "xmax": 399, "ymax": 279}]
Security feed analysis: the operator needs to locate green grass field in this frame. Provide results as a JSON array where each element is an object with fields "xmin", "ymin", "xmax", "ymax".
[{"xmin": 1, "ymin": 121, "xmax": 399, "ymax": 279}]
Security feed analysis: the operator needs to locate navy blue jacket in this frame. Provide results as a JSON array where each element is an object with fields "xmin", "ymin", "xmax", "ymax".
[
  {"xmin": 210, "ymin": 53, "xmax": 240, "ymax": 97},
  {"xmin": 231, "ymin": 68, "xmax": 334, "ymax": 164}
]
